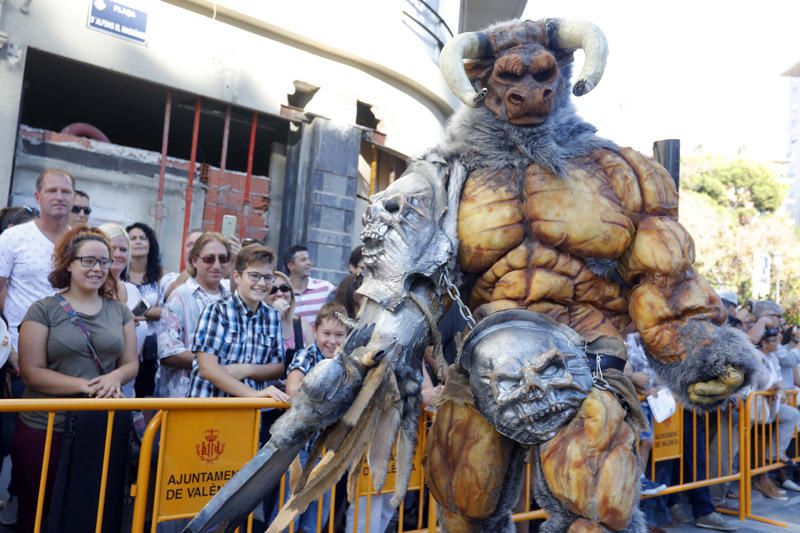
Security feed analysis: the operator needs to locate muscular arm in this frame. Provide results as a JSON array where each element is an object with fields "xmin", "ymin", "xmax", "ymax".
[{"xmin": 623, "ymin": 216, "xmax": 757, "ymax": 408}]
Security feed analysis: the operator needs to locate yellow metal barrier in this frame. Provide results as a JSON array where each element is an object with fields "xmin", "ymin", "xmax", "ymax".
[
  {"xmin": 2, "ymin": 389, "xmax": 798, "ymax": 532},
  {"xmin": 0, "ymin": 398, "xmax": 284, "ymax": 533},
  {"xmin": 742, "ymin": 389, "xmax": 798, "ymax": 527}
]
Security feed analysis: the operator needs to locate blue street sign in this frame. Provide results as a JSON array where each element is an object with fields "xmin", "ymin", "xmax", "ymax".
[{"xmin": 87, "ymin": 0, "xmax": 148, "ymax": 46}]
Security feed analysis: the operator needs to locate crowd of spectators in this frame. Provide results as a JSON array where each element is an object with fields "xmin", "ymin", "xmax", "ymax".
[
  {"xmin": 0, "ymin": 168, "xmax": 798, "ymax": 532},
  {"xmin": 636, "ymin": 291, "xmax": 800, "ymax": 532}
]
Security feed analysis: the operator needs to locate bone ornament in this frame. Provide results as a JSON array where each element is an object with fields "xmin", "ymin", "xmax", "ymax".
[{"xmin": 460, "ymin": 309, "xmax": 593, "ymax": 445}]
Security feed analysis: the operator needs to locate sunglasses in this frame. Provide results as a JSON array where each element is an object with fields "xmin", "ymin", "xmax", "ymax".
[
  {"xmin": 22, "ymin": 205, "xmax": 40, "ymax": 216},
  {"xmin": 199, "ymin": 254, "xmax": 230, "ymax": 265},
  {"xmin": 74, "ymin": 256, "xmax": 112, "ymax": 269},
  {"xmin": 71, "ymin": 205, "xmax": 92, "ymax": 215},
  {"xmin": 270, "ymin": 285, "xmax": 291, "ymax": 295}
]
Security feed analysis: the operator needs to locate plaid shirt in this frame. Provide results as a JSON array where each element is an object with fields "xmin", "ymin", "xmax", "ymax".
[
  {"xmin": 287, "ymin": 342, "xmax": 324, "ymax": 376},
  {"xmin": 187, "ymin": 292, "xmax": 285, "ymax": 398}
]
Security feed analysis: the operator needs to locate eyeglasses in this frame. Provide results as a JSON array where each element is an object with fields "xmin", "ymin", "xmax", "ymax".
[
  {"xmin": 71, "ymin": 205, "xmax": 92, "ymax": 215},
  {"xmin": 74, "ymin": 256, "xmax": 112, "ymax": 269},
  {"xmin": 269, "ymin": 284, "xmax": 291, "ymax": 295},
  {"xmin": 199, "ymin": 254, "xmax": 230, "ymax": 265},
  {"xmin": 242, "ymin": 271, "xmax": 273, "ymax": 284}
]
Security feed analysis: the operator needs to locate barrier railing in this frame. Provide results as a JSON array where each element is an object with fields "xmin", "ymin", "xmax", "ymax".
[
  {"xmin": 741, "ymin": 389, "xmax": 798, "ymax": 527},
  {"xmin": 1, "ymin": 389, "xmax": 798, "ymax": 532}
]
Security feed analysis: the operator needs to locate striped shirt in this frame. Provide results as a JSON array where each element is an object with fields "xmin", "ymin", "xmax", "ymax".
[
  {"xmin": 294, "ymin": 277, "xmax": 335, "ymax": 324},
  {"xmin": 187, "ymin": 292, "xmax": 285, "ymax": 398}
]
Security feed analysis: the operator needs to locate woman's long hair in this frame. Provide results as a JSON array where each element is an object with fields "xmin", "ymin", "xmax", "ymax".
[
  {"xmin": 125, "ymin": 222, "xmax": 163, "ymax": 285},
  {"xmin": 49, "ymin": 226, "xmax": 116, "ymax": 299}
]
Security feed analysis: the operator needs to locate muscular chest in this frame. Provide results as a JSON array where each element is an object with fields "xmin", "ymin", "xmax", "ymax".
[{"xmin": 457, "ymin": 157, "xmax": 635, "ymax": 274}]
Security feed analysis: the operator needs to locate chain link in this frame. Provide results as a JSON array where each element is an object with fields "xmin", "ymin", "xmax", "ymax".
[{"xmin": 439, "ymin": 271, "xmax": 477, "ymax": 330}]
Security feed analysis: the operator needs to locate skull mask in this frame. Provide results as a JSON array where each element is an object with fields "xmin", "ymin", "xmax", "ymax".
[
  {"xmin": 461, "ymin": 310, "xmax": 593, "ymax": 445},
  {"xmin": 358, "ymin": 158, "xmax": 453, "ymax": 310}
]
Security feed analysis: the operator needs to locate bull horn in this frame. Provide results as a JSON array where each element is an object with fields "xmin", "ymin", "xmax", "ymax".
[
  {"xmin": 547, "ymin": 19, "xmax": 608, "ymax": 97},
  {"xmin": 439, "ymin": 31, "xmax": 491, "ymax": 107}
]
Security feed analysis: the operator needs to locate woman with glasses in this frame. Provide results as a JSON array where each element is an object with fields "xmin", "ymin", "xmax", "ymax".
[
  {"xmin": 125, "ymin": 222, "xmax": 165, "ymax": 397},
  {"xmin": 156, "ymin": 232, "xmax": 231, "ymax": 398},
  {"xmin": 13, "ymin": 227, "xmax": 137, "ymax": 532},
  {"xmin": 266, "ymin": 271, "xmax": 313, "ymax": 368}
]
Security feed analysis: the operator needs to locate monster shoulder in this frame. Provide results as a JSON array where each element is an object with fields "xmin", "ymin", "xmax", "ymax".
[{"xmin": 457, "ymin": 147, "xmax": 678, "ymax": 274}]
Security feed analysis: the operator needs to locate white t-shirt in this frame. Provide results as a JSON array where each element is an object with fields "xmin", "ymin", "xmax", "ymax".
[{"xmin": 0, "ymin": 221, "xmax": 57, "ymax": 349}]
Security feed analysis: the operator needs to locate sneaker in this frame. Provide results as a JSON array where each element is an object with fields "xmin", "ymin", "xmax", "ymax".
[
  {"xmin": 0, "ymin": 496, "xmax": 17, "ymax": 526},
  {"xmin": 695, "ymin": 512, "xmax": 740, "ymax": 531},
  {"xmin": 640, "ymin": 475, "xmax": 667, "ymax": 496},
  {"xmin": 754, "ymin": 474, "xmax": 788, "ymax": 501},
  {"xmin": 668, "ymin": 504, "xmax": 693, "ymax": 525},
  {"xmin": 782, "ymin": 479, "xmax": 800, "ymax": 492}
]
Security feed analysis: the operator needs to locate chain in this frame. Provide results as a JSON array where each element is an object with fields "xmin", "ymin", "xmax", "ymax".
[
  {"xmin": 591, "ymin": 355, "xmax": 610, "ymax": 391},
  {"xmin": 439, "ymin": 271, "xmax": 477, "ymax": 330}
]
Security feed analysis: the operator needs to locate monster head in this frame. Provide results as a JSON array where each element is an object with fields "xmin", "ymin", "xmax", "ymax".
[
  {"xmin": 460, "ymin": 309, "xmax": 593, "ymax": 445},
  {"xmin": 358, "ymin": 157, "xmax": 454, "ymax": 310},
  {"xmin": 439, "ymin": 19, "xmax": 608, "ymax": 125}
]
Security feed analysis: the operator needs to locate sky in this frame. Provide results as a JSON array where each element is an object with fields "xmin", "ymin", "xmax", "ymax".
[{"xmin": 521, "ymin": 1, "xmax": 800, "ymax": 163}]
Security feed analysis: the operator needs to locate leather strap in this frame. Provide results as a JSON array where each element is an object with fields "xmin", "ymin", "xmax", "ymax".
[{"xmin": 585, "ymin": 353, "xmax": 627, "ymax": 373}]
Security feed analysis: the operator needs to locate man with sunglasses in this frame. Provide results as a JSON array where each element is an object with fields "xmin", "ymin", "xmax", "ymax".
[
  {"xmin": 67, "ymin": 190, "xmax": 91, "ymax": 226},
  {"xmin": 0, "ymin": 169, "xmax": 75, "ymax": 526},
  {"xmin": 187, "ymin": 245, "xmax": 289, "ymax": 401}
]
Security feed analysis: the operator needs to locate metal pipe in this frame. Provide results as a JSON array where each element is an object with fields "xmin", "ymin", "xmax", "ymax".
[
  {"xmin": 241, "ymin": 111, "xmax": 258, "ymax": 237},
  {"xmin": 180, "ymin": 97, "xmax": 202, "ymax": 269},
  {"xmin": 33, "ymin": 412, "xmax": 55, "ymax": 533},
  {"xmin": 155, "ymin": 91, "xmax": 172, "ymax": 236},
  {"xmin": 215, "ymin": 105, "xmax": 232, "ymax": 231},
  {"xmin": 0, "ymin": 397, "xmax": 288, "ymax": 412},
  {"xmin": 131, "ymin": 412, "xmax": 163, "ymax": 533},
  {"xmin": 95, "ymin": 412, "xmax": 116, "ymax": 533}
]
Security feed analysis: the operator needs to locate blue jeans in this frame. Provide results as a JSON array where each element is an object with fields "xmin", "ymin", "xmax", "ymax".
[{"xmin": 269, "ymin": 448, "xmax": 331, "ymax": 532}]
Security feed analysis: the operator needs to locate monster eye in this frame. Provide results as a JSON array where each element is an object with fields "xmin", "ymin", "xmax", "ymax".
[
  {"xmin": 541, "ymin": 363, "xmax": 563, "ymax": 378},
  {"xmin": 497, "ymin": 70, "xmax": 521, "ymax": 82},
  {"xmin": 533, "ymin": 67, "xmax": 556, "ymax": 83},
  {"xmin": 384, "ymin": 197, "xmax": 401, "ymax": 214}
]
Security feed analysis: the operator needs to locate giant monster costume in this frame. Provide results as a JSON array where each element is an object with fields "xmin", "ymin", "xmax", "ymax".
[{"xmin": 186, "ymin": 18, "xmax": 759, "ymax": 533}]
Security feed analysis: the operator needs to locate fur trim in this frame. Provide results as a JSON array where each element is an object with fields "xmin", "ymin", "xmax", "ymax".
[
  {"xmin": 647, "ymin": 321, "xmax": 760, "ymax": 412},
  {"xmin": 435, "ymin": 62, "xmax": 615, "ymax": 177}
]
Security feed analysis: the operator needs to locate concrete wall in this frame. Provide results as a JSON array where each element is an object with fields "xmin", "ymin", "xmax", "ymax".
[{"xmin": 0, "ymin": 0, "xmax": 463, "ymax": 206}]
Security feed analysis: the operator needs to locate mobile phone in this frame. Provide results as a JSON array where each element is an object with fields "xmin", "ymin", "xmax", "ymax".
[
  {"xmin": 132, "ymin": 299, "xmax": 151, "ymax": 317},
  {"xmin": 221, "ymin": 215, "xmax": 237, "ymax": 239}
]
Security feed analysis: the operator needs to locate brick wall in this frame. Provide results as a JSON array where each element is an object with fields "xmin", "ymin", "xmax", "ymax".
[{"xmin": 202, "ymin": 167, "xmax": 271, "ymax": 242}]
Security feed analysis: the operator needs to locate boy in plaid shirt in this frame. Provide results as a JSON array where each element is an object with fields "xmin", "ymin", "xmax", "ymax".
[
  {"xmin": 272, "ymin": 302, "xmax": 348, "ymax": 532},
  {"xmin": 187, "ymin": 245, "xmax": 289, "ymax": 401}
]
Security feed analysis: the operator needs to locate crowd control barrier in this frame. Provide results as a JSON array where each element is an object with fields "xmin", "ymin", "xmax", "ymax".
[{"xmin": 1, "ymin": 388, "xmax": 798, "ymax": 533}]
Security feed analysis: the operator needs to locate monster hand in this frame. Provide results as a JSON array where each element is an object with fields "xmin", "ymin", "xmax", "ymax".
[{"xmin": 687, "ymin": 366, "xmax": 744, "ymax": 406}]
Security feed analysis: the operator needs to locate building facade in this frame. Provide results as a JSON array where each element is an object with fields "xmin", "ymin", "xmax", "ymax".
[{"xmin": 0, "ymin": 0, "xmax": 526, "ymax": 279}]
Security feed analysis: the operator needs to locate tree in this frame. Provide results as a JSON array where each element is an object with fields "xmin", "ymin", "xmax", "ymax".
[{"xmin": 682, "ymin": 160, "xmax": 787, "ymax": 222}]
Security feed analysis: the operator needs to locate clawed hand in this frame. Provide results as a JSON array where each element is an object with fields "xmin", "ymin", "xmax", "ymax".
[{"xmin": 687, "ymin": 366, "xmax": 744, "ymax": 405}]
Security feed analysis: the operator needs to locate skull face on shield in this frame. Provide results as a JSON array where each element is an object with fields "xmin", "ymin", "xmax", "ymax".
[{"xmin": 461, "ymin": 310, "xmax": 593, "ymax": 445}]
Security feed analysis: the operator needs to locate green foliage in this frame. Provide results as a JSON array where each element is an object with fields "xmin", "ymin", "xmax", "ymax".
[{"xmin": 683, "ymin": 160, "xmax": 786, "ymax": 216}]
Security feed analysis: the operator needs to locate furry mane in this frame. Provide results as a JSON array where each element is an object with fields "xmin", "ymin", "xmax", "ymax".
[{"xmin": 435, "ymin": 60, "xmax": 615, "ymax": 177}]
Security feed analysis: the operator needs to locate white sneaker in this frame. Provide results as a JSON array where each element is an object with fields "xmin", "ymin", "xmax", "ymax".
[
  {"xmin": 782, "ymin": 479, "xmax": 800, "ymax": 492},
  {"xmin": 0, "ymin": 496, "xmax": 17, "ymax": 525}
]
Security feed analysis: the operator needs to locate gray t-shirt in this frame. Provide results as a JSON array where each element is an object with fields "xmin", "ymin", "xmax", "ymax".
[{"xmin": 19, "ymin": 295, "xmax": 133, "ymax": 431}]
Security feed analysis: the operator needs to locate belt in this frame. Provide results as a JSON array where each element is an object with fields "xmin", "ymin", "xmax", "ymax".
[{"xmin": 585, "ymin": 353, "xmax": 627, "ymax": 373}]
